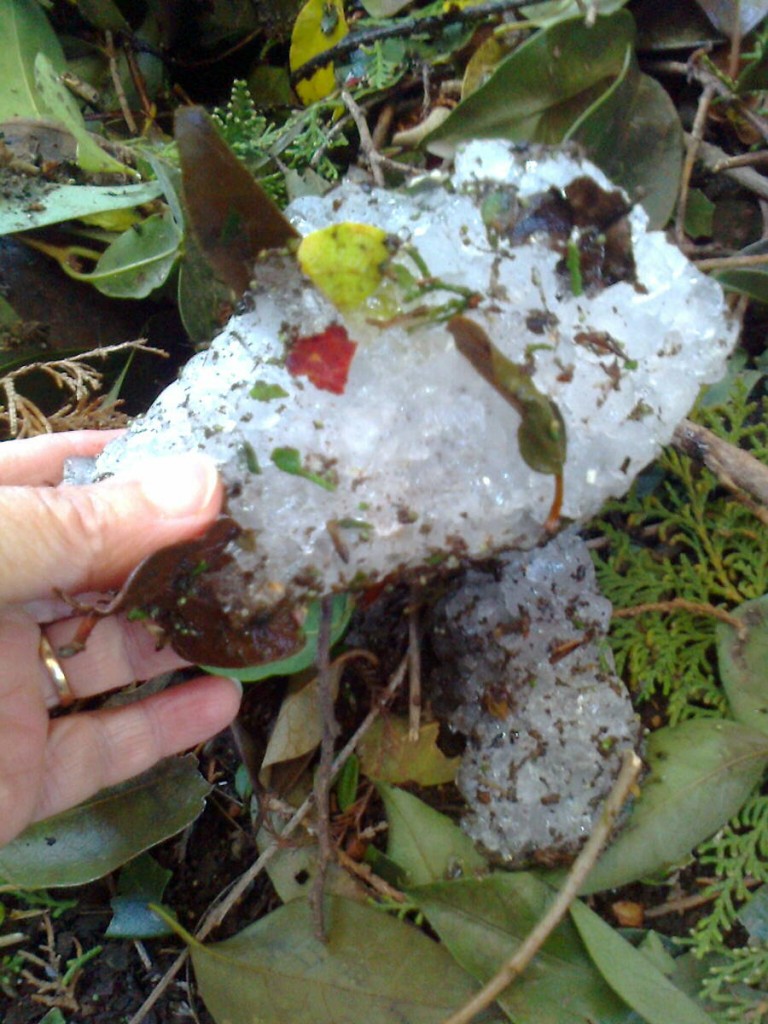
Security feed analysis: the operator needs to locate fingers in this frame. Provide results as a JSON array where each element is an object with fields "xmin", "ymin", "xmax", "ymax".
[
  {"xmin": 0, "ymin": 612, "xmax": 54, "ymax": 844},
  {"xmin": 32, "ymin": 675, "xmax": 242, "ymax": 824},
  {"xmin": 40, "ymin": 615, "xmax": 191, "ymax": 708},
  {"xmin": 0, "ymin": 452, "xmax": 222, "ymax": 605},
  {"xmin": 0, "ymin": 430, "xmax": 124, "ymax": 486}
]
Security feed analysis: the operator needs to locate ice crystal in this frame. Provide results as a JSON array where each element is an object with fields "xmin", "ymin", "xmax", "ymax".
[
  {"xmin": 426, "ymin": 531, "xmax": 641, "ymax": 866},
  {"xmin": 82, "ymin": 142, "xmax": 737, "ymax": 642}
]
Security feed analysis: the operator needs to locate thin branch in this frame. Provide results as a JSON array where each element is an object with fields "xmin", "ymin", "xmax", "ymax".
[
  {"xmin": 671, "ymin": 417, "xmax": 768, "ymax": 524},
  {"xmin": 127, "ymin": 655, "xmax": 409, "ymax": 1024},
  {"xmin": 105, "ymin": 30, "xmax": 137, "ymax": 135},
  {"xmin": 407, "ymin": 593, "xmax": 422, "ymax": 741},
  {"xmin": 613, "ymin": 597, "xmax": 747, "ymax": 639},
  {"xmin": 441, "ymin": 750, "xmax": 643, "ymax": 1024},
  {"xmin": 336, "ymin": 848, "xmax": 408, "ymax": 904},
  {"xmin": 644, "ymin": 877, "xmax": 762, "ymax": 919},
  {"xmin": 694, "ymin": 252, "xmax": 768, "ymax": 271},
  {"xmin": 676, "ymin": 82, "xmax": 716, "ymax": 246},
  {"xmin": 342, "ymin": 90, "xmax": 385, "ymax": 187},
  {"xmin": 673, "ymin": 418, "xmax": 768, "ymax": 509},
  {"xmin": 692, "ymin": 136, "xmax": 768, "ymax": 203},
  {"xmin": 311, "ymin": 595, "xmax": 339, "ymax": 940}
]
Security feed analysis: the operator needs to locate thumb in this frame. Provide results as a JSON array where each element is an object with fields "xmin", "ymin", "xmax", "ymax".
[{"xmin": 0, "ymin": 453, "xmax": 222, "ymax": 605}]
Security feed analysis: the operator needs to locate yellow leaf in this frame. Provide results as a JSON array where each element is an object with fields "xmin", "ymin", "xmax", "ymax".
[
  {"xmin": 358, "ymin": 714, "xmax": 461, "ymax": 786},
  {"xmin": 297, "ymin": 222, "xmax": 391, "ymax": 310},
  {"xmin": 290, "ymin": 0, "xmax": 348, "ymax": 105},
  {"xmin": 78, "ymin": 208, "xmax": 143, "ymax": 232}
]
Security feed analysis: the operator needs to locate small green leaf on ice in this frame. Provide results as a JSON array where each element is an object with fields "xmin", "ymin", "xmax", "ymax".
[
  {"xmin": 250, "ymin": 381, "xmax": 289, "ymax": 401},
  {"xmin": 271, "ymin": 446, "xmax": 337, "ymax": 491}
]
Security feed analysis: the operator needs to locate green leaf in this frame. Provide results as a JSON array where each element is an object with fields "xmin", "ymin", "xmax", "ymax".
[
  {"xmin": 520, "ymin": 0, "xmax": 630, "ymax": 28},
  {"xmin": 68, "ymin": 212, "xmax": 181, "ymax": 298},
  {"xmin": 0, "ymin": 180, "xmax": 163, "ymax": 235},
  {"xmin": 0, "ymin": 295, "xmax": 20, "ymax": 327},
  {"xmin": 0, "ymin": 755, "xmax": 210, "ymax": 889},
  {"xmin": 34, "ymin": 53, "xmax": 134, "ymax": 176},
  {"xmin": 717, "ymin": 594, "xmax": 768, "ymax": 736},
  {"xmin": 202, "ymin": 593, "xmax": 354, "ymax": 682},
  {"xmin": 261, "ymin": 667, "xmax": 341, "ymax": 770},
  {"xmin": 426, "ymin": 12, "xmax": 634, "ymax": 149},
  {"xmin": 684, "ymin": 188, "xmax": 716, "ymax": 239},
  {"xmin": 570, "ymin": 899, "xmax": 718, "ymax": 1024},
  {"xmin": 74, "ymin": 0, "xmax": 130, "ymax": 32},
  {"xmin": 189, "ymin": 895, "xmax": 502, "ymax": 1024},
  {"xmin": 738, "ymin": 881, "xmax": 768, "ymax": 941},
  {"xmin": 177, "ymin": 227, "xmax": 231, "ymax": 345},
  {"xmin": 447, "ymin": 315, "xmax": 566, "ymax": 476},
  {"xmin": 336, "ymin": 754, "xmax": 359, "ymax": 812},
  {"xmin": 737, "ymin": 43, "xmax": 768, "ymax": 92},
  {"xmin": 581, "ymin": 719, "xmax": 768, "ymax": 894},
  {"xmin": 568, "ymin": 52, "xmax": 683, "ymax": 229},
  {"xmin": 250, "ymin": 380, "xmax": 289, "ymax": 401},
  {"xmin": 271, "ymin": 445, "xmax": 337, "ymax": 491},
  {"xmin": 38, "ymin": 1011, "xmax": 67, "ymax": 1024},
  {"xmin": 0, "ymin": 0, "xmax": 66, "ymax": 120},
  {"xmin": 697, "ymin": 349, "xmax": 765, "ymax": 409},
  {"xmin": 360, "ymin": 0, "xmax": 412, "ymax": 14},
  {"xmin": 358, "ymin": 715, "xmax": 461, "ymax": 786},
  {"xmin": 411, "ymin": 873, "xmax": 627, "ymax": 1024},
  {"xmin": 106, "ymin": 852, "xmax": 174, "ymax": 939},
  {"xmin": 714, "ymin": 240, "xmax": 768, "ymax": 302},
  {"xmin": 144, "ymin": 150, "xmax": 185, "ymax": 228},
  {"xmin": 379, "ymin": 784, "xmax": 487, "ymax": 886}
]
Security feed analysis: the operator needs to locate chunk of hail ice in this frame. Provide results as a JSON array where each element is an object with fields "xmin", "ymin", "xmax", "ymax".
[
  {"xmin": 427, "ymin": 530, "xmax": 641, "ymax": 866},
  {"xmin": 77, "ymin": 141, "xmax": 737, "ymax": 663}
]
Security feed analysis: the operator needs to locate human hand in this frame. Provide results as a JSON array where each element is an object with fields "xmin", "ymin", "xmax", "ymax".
[{"xmin": 0, "ymin": 430, "xmax": 242, "ymax": 847}]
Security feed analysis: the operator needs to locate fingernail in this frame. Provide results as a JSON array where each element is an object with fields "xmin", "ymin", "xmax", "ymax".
[{"xmin": 138, "ymin": 454, "xmax": 219, "ymax": 518}]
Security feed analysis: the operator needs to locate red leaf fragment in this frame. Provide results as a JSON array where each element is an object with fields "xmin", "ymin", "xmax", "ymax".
[{"xmin": 286, "ymin": 324, "xmax": 356, "ymax": 394}]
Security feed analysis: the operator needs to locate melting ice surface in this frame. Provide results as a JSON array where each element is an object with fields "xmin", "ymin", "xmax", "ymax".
[
  {"xmin": 86, "ymin": 141, "xmax": 737, "ymax": 620},
  {"xmin": 428, "ymin": 531, "xmax": 642, "ymax": 866}
]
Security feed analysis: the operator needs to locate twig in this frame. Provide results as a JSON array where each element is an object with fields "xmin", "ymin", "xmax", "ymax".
[
  {"xmin": 613, "ymin": 597, "xmax": 747, "ymax": 639},
  {"xmin": 123, "ymin": 43, "xmax": 154, "ymax": 128},
  {"xmin": 308, "ymin": 110, "xmax": 352, "ymax": 170},
  {"xmin": 673, "ymin": 418, "xmax": 768, "ymax": 510},
  {"xmin": 291, "ymin": 1, "xmax": 530, "ymax": 85},
  {"xmin": 694, "ymin": 252, "xmax": 768, "ymax": 271},
  {"xmin": 105, "ymin": 31, "xmax": 137, "ymax": 135},
  {"xmin": 407, "ymin": 593, "xmax": 422, "ymax": 741},
  {"xmin": 644, "ymin": 877, "xmax": 762, "ymax": 919},
  {"xmin": 342, "ymin": 90, "xmax": 385, "ymax": 187},
  {"xmin": 691, "ymin": 136, "xmax": 768, "ymax": 203},
  {"xmin": 676, "ymin": 82, "xmax": 716, "ymax": 246},
  {"xmin": 441, "ymin": 749, "xmax": 642, "ymax": 1024},
  {"xmin": 126, "ymin": 655, "xmax": 409, "ymax": 1024},
  {"xmin": 372, "ymin": 103, "xmax": 395, "ymax": 150},
  {"xmin": 690, "ymin": 58, "xmax": 768, "ymax": 146},
  {"xmin": 714, "ymin": 151, "xmax": 768, "ymax": 171},
  {"xmin": 337, "ymin": 848, "xmax": 408, "ymax": 904},
  {"xmin": 311, "ymin": 595, "xmax": 339, "ymax": 940}
]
